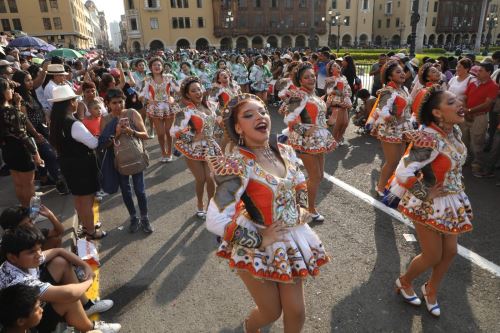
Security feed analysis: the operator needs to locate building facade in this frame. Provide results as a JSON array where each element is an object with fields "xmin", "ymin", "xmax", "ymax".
[
  {"xmin": 123, "ymin": 0, "xmax": 217, "ymax": 52},
  {"xmin": 371, "ymin": 0, "xmax": 500, "ymax": 48},
  {"xmin": 0, "ymin": 0, "xmax": 94, "ymax": 48}
]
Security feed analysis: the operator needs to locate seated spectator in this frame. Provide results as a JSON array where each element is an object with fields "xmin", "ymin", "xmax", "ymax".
[
  {"xmin": 0, "ymin": 205, "xmax": 64, "ymax": 250},
  {"xmin": 0, "ymin": 284, "xmax": 43, "ymax": 332},
  {"xmin": 352, "ymin": 89, "xmax": 376, "ymax": 130},
  {"xmin": 0, "ymin": 224, "xmax": 120, "ymax": 333}
]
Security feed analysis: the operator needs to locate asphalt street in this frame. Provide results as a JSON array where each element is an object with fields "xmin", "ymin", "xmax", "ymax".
[{"xmin": 97, "ymin": 108, "xmax": 500, "ymax": 333}]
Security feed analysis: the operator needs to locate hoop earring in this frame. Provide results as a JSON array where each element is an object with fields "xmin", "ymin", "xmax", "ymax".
[{"xmin": 238, "ymin": 134, "xmax": 244, "ymax": 146}]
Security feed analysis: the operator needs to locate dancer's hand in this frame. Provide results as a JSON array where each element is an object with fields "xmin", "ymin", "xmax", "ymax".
[
  {"xmin": 426, "ymin": 183, "xmax": 445, "ymax": 201},
  {"xmin": 260, "ymin": 222, "xmax": 286, "ymax": 248}
]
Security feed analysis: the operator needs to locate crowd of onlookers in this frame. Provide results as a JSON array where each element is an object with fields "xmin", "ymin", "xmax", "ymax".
[{"xmin": 0, "ymin": 43, "xmax": 498, "ymax": 332}]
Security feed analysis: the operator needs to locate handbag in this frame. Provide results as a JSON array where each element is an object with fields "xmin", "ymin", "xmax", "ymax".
[{"xmin": 113, "ymin": 109, "xmax": 149, "ymax": 176}]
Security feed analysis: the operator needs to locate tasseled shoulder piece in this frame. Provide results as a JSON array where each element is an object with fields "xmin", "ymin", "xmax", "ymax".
[{"xmin": 403, "ymin": 130, "xmax": 438, "ymax": 149}]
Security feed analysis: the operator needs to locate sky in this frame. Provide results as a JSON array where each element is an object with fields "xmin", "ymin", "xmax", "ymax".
[{"xmin": 92, "ymin": 0, "xmax": 125, "ymax": 25}]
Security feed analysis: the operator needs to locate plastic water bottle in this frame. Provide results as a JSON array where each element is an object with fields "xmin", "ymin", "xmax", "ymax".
[{"xmin": 29, "ymin": 195, "xmax": 41, "ymax": 220}]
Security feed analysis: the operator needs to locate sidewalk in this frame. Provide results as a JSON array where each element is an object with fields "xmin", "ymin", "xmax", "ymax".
[{"xmin": 0, "ymin": 175, "xmax": 77, "ymax": 250}]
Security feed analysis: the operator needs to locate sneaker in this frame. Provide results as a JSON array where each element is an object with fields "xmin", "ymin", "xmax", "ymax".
[
  {"xmin": 93, "ymin": 320, "xmax": 121, "ymax": 333},
  {"xmin": 129, "ymin": 217, "xmax": 141, "ymax": 233},
  {"xmin": 311, "ymin": 213, "xmax": 325, "ymax": 223},
  {"xmin": 85, "ymin": 299, "xmax": 114, "ymax": 316},
  {"xmin": 195, "ymin": 210, "xmax": 206, "ymax": 219},
  {"xmin": 160, "ymin": 156, "xmax": 173, "ymax": 163},
  {"xmin": 141, "ymin": 218, "xmax": 154, "ymax": 234}
]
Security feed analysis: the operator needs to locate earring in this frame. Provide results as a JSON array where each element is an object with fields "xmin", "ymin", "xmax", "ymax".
[{"xmin": 238, "ymin": 134, "xmax": 244, "ymax": 146}]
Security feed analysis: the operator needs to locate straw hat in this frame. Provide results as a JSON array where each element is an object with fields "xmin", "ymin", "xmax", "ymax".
[
  {"xmin": 47, "ymin": 64, "xmax": 68, "ymax": 75},
  {"xmin": 47, "ymin": 85, "xmax": 78, "ymax": 102}
]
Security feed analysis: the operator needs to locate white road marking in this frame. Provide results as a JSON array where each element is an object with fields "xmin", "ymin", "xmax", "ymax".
[{"xmin": 323, "ymin": 172, "xmax": 500, "ymax": 278}]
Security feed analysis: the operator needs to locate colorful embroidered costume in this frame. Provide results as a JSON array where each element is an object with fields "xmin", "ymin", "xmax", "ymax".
[
  {"xmin": 170, "ymin": 101, "xmax": 222, "ymax": 160},
  {"xmin": 281, "ymin": 88, "xmax": 337, "ymax": 154},
  {"xmin": 385, "ymin": 125, "xmax": 473, "ymax": 234},
  {"xmin": 141, "ymin": 74, "xmax": 180, "ymax": 118},
  {"xmin": 249, "ymin": 65, "xmax": 271, "ymax": 92},
  {"xmin": 275, "ymin": 78, "xmax": 297, "ymax": 100},
  {"xmin": 208, "ymin": 83, "xmax": 242, "ymax": 140},
  {"xmin": 206, "ymin": 140, "xmax": 329, "ymax": 282},
  {"xmin": 231, "ymin": 63, "xmax": 249, "ymax": 85},
  {"xmin": 324, "ymin": 75, "xmax": 352, "ymax": 121},
  {"xmin": 365, "ymin": 82, "xmax": 413, "ymax": 143}
]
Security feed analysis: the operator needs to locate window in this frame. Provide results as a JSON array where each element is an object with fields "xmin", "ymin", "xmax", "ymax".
[
  {"xmin": 331, "ymin": 0, "xmax": 337, "ymax": 9},
  {"xmin": 183, "ymin": 0, "xmax": 188, "ymax": 7},
  {"xmin": 42, "ymin": 17, "xmax": 52, "ymax": 30},
  {"xmin": 170, "ymin": 0, "xmax": 176, "ymax": 7},
  {"xmin": 39, "ymin": 0, "xmax": 48, "ymax": 12},
  {"xmin": 285, "ymin": 0, "xmax": 291, "ymax": 8},
  {"xmin": 128, "ymin": 0, "xmax": 134, "ymax": 9},
  {"xmin": 254, "ymin": 0, "xmax": 260, "ymax": 8},
  {"xmin": 344, "ymin": 16, "xmax": 350, "ymax": 26},
  {"xmin": 396, "ymin": 18, "xmax": 400, "ymax": 27},
  {"xmin": 377, "ymin": 19, "xmax": 381, "ymax": 28},
  {"xmin": 7, "ymin": 0, "xmax": 17, "ymax": 13},
  {"xmin": 299, "ymin": 0, "xmax": 305, "ymax": 8},
  {"xmin": 386, "ymin": 18, "xmax": 390, "ymax": 28},
  {"xmin": 150, "ymin": 17, "xmax": 159, "ymax": 29},
  {"xmin": 1, "ymin": 19, "xmax": 10, "ymax": 31},
  {"xmin": 434, "ymin": 1, "xmax": 438, "ymax": 12},
  {"xmin": 240, "ymin": 16, "xmax": 246, "ymax": 27},
  {"xmin": 130, "ymin": 17, "xmax": 137, "ymax": 30},
  {"xmin": 147, "ymin": 0, "xmax": 157, "ymax": 8},
  {"xmin": 362, "ymin": 0, "xmax": 368, "ymax": 10},
  {"xmin": 172, "ymin": 17, "xmax": 178, "ymax": 28},
  {"xmin": 271, "ymin": 0, "xmax": 277, "ymax": 8},
  {"xmin": 197, "ymin": 16, "xmax": 204, "ymax": 27},
  {"xmin": 49, "ymin": 0, "xmax": 57, "ymax": 9},
  {"xmin": 432, "ymin": 17, "xmax": 436, "ymax": 26},
  {"xmin": 177, "ymin": 0, "xmax": 182, "ymax": 7},
  {"xmin": 197, "ymin": 0, "xmax": 202, "ymax": 7},
  {"xmin": 0, "ymin": 0, "xmax": 5, "ymax": 13},
  {"xmin": 185, "ymin": 17, "xmax": 190, "ymax": 28},
  {"xmin": 53, "ymin": 17, "xmax": 62, "ymax": 29},
  {"xmin": 178, "ymin": 17, "xmax": 184, "ymax": 28},
  {"xmin": 346, "ymin": 0, "xmax": 350, "ymax": 9},
  {"xmin": 12, "ymin": 18, "xmax": 21, "ymax": 30},
  {"xmin": 386, "ymin": 1, "xmax": 392, "ymax": 14}
]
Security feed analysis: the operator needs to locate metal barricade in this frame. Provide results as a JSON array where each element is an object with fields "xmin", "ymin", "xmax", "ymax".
[{"xmin": 355, "ymin": 63, "xmax": 374, "ymax": 94}]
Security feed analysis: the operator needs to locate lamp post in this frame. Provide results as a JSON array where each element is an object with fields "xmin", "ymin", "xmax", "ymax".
[
  {"xmin": 332, "ymin": 12, "xmax": 346, "ymax": 54},
  {"xmin": 327, "ymin": 8, "xmax": 333, "ymax": 48},
  {"xmin": 397, "ymin": 23, "xmax": 406, "ymax": 48},
  {"xmin": 483, "ymin": 13, "xmax": 498, "ymax": 55}
]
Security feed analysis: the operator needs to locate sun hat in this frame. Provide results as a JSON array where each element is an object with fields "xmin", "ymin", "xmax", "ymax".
[
  {"xmin": 281, "ymin": 54, "xmax": 292, "ymax": 61},
  {"xmin": 47, "ymin": 85, "xmax": 78, "ymax": 102},
  {"xmin": 47, "ymin": 64, "xmax": 68, "ymax": 75},
  {"xmin": 0, "ymin": 59, "xmax": 13, "ymax": 66}
]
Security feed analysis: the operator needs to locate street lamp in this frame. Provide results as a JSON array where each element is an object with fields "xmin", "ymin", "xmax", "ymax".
[
  {"xmin": 409, "ymin": 0, "xmax": 420, "ymax": 58},
  {"xmin": 332, "ymin": 12, "xmax": 347, "ymax": 54},
  {"xmin": 397, "ymin": 23, "xmax": 406, "ymax": 48},
  {"xmin": 483, "ymin": 13, "xmax": 498, "ymax": 55}
]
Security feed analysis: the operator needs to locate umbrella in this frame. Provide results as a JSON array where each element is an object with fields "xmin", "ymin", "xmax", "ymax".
[
  {"xmin": 8, "ymin": 36, "xmax": 51, "ymax": 49},
  {"xmin": 39, "ymin": 44, "xmax": 56, "ymax": 52},
  {"xmin": 47, "ymin": 48, "xmax": 83, "ymax": 59}
]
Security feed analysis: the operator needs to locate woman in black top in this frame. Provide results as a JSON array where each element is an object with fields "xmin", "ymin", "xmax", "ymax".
[
  {"xmin": 0, "ymin": 78, "xmax": 43, "ymax": 207},
  {"xmin": 341, "ymin": 55, "xmax": 357, "ymax": 101},
  {"xmin": 12, "ymin": 70, "xmax": 68, "ymax": 193},
  {"xmin": 49, "ymin": 85, "xmax": 105, "ymax": 240}
]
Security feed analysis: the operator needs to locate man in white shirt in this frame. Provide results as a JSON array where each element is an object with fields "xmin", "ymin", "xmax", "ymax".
[{"xmin": 43, "ymin": 64, "xmax": 71, "ymax": 115}]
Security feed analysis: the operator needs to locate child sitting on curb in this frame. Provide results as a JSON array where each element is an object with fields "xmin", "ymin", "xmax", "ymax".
[
  {"xmin": 0, "ymin": 284, "xmax": 43, "ymax": 332},
  {"xmin": 0, "ymin": 205, "xmax": 64, "ymax": 250},
  {"xmin": 352, "ymin": 89, "xmax": 377, "ymax": 133},
  {"xmin": 0, "ymin": 225, "xmax": 120, "ymax": 333}
]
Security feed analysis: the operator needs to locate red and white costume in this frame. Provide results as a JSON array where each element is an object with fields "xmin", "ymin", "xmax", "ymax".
[
  {"xmin": 141, "ymin": 74, "xmax": 180, "ymax": 118},
  {"xmin": 206, "ymin": 141, "xmax": 329, "ymax": 282}
]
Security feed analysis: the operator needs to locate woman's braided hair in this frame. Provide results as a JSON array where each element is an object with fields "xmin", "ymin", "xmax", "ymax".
[
  {"xmin": 292, "ymin": 61, "xmax": 313, "ymax": 87},
  {"xmin": 416, "ymin": 84, "xmax": 445, "ymax": 125}
]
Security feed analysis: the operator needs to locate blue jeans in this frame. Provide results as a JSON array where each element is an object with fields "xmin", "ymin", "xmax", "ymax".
[
  {"xmin": 118, "ymin": 172, "xmax": 148, "ymax": 219},
  {"xmin": 37, "ymin": 141, "xmax": 61, "ymax": 180}
]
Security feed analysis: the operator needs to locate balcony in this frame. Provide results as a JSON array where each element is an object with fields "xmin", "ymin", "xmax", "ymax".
[
  {"xmin": 214, "ymin": 26, "xmax": 325, "ymax": 38},
  {"xmin": 143, "ymin": 0, "xmax": 161, "ymax": 11},
  {"xmin": 127, "ymin": 30, "xmax": 142, "ymax": 38},
  {"xmin": 126, "ymin": 9, "xmax": 138, "ymax": 16},
  {"xmin": 144, "ymin": 6, "xmax": 161, "ymax": 11}
]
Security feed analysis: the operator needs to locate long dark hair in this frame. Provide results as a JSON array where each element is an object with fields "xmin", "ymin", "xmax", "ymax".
[
  {"xmin": 12, "ymin": 70, "xmax": 32, "ymax": 101},
  {"xmin": 49, "ymin": 99, "xmax": 75, "ymax": 154},
  {"xmin": 342, "ymin": 55, "xmax": 357, "ymax": 84},
  {"xmin": 0, "ymin": 78, "xmax": 10, "ymax": 106}
]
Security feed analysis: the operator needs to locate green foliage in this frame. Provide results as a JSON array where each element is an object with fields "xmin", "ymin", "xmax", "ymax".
[{"xmin": 421, "ymin": 48, "xmax": 446, "ymax": 54}]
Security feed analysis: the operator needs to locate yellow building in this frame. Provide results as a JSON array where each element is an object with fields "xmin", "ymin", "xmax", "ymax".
[
  {"xmin": 123, "ymin": 0, "xmax": 217, "ymax": 52},
  {"xmin": 0, "ymin": 0, "xmax": 94, "ymax": 49}
]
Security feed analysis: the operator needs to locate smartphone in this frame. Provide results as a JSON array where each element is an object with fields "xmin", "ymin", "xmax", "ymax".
[{"xmin": 119, "ymin": 117, "xmax": 130, "ymax": 128}]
